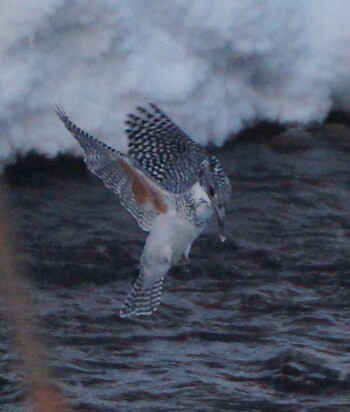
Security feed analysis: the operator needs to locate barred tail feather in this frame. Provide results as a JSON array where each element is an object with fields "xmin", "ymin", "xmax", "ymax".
[{"xmin": 120, "ymin": 269, "xmax": 164, "ymax": 318}]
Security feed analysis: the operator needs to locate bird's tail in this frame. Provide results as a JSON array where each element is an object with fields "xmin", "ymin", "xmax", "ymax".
[{"xmin": 120, "ymin": 269, "xmax": 164, "ymax": 318}]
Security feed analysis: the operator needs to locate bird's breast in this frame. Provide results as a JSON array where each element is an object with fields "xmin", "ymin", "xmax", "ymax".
[{"xmin": 146, "ymin": 210, "xmax": 203, "ymax": 263}]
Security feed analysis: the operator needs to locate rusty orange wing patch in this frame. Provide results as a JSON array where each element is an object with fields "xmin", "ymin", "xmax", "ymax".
[{"xmin": 119, "ymin": 158, "xmax": 168, "ymax": 214}]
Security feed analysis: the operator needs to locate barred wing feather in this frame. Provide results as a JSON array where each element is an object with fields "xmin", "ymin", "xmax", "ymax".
[
  {"xmin": 125, "ymin": 103, "xmax": 207, "ymax": 194},
  {"xmin": 56, "ymin": 107, "xmax": 168, "ymax": 232}
]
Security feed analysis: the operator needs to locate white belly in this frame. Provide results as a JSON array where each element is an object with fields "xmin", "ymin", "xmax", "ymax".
[
  {"xmin": 142, "ymin": 183, "xmax": 214, "ymax": 268},
  {"xmin": 143, "ymin": 211, "xmax": 203, "ymax": 265}
]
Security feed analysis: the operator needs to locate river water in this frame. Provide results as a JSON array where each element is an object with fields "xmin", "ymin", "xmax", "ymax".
[{"xmin": 1, "ymin": 128, "xmax": 350, "ymax": 411}]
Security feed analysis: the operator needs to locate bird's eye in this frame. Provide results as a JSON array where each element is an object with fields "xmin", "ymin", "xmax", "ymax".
[{"xmin": 208, "ymin": 185, "xmax": 215, "ymax": 197}]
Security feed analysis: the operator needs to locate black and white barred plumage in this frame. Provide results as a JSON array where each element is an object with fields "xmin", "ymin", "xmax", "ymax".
[
  {"xmin": 57, "ymin": 103, "xmax": 231, "ymax": 318},
  {"xmin": 126, "ymin": 104, "xmax": 207, "ymax": 193}
]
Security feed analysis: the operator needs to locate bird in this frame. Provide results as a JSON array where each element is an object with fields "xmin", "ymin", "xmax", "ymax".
[{"xmin": 56, "ymin": 103, "xmax": 231, "ymax": 318}]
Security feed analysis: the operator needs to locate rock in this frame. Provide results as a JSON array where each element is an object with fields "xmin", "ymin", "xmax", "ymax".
[{"xmin": 270, "ymin": 125, "xmax": 315, "ymax": 152}]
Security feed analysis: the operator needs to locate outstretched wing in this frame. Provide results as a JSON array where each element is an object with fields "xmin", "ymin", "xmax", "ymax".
[
  {"xmin": 125, "ymin": 103, "xmax": 207, "ymax": 194},
  {"xmin": 56, "ymin": 107, "xmax": 168, "ymax": 231}
]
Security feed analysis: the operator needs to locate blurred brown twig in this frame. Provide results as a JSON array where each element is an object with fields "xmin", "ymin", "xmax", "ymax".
[{"xmin": 0, "ymin": 183, "xmax": 69, "ymax": 411}]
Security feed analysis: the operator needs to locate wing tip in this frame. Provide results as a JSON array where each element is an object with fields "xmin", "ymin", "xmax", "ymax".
[
  {"xmin": 149, "ymin": 102, "xmax": 160, "ymax": 113},
  {"xmin": 55, "ymin": 105, "xmax": 74, "ymax": 135},
  {"xmin": 125, "ymin": 103, "xmax": 162, "ymax": 125},
  {"xmin": 55, "ymin": 105, "xmax": 67, "ymax": 121}
]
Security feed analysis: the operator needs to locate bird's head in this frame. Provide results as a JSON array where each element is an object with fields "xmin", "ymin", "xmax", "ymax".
[{"xmin": 199, "ymin": 157, "xmax": 231, "ymax": 242}]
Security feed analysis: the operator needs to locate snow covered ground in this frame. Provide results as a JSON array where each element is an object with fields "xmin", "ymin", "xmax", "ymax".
[{"xmin": 1, "ymin": 0, "xmax": 350, "ymax": 164}]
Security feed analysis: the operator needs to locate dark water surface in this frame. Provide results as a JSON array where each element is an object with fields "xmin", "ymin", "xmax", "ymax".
[{"xmin": 1, "ymin": 135, "xmax": 350, "ymax": 411}]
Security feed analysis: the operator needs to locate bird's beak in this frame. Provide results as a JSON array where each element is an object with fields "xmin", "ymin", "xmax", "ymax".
[{"xmin": 213, "ymin": 202, "xmax": 226, "ymax": 242}]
